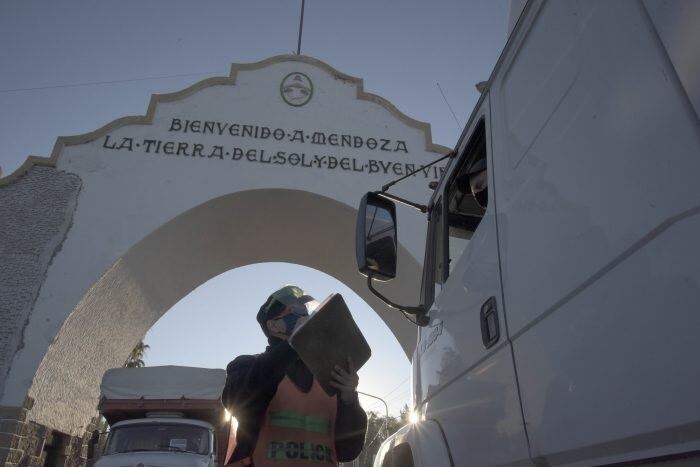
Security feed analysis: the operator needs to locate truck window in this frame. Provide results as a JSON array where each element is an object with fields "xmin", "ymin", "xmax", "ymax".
[
  {"xmin": 105, "ymin": 423, "xmax": 210, "ymax": 455},
  {"xmin": 432, "ymin": 198, "xmax": 446, "ymax": 298},
  {"xmin": 444, "ymin": 120, "xmax": 487, "ymax": 276},
  {"xmin": 422, "ymin": 120, "xmax": 488, "ymax": 307}
]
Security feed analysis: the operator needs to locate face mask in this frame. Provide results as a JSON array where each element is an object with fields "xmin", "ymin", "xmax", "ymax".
[
  {"xmin": 275, "ymin": 305, "xmax": 309, "ymax": 334},
  {"xmin": 475, "ymin": 189, "xmax": 488, "ymax": 210},
  {"xmin": 278, "ymin": 313, "xmax": 301, "ymax": 332}
]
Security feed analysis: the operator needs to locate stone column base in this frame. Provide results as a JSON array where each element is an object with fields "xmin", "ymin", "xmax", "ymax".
[{"xmin": 0, "ymin": 397, "xmax": 98, "ymax": 467}]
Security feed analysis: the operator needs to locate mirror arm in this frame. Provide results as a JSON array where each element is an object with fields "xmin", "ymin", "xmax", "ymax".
[
  {"xmin": 367, "ymin": 275, "xmax": 430, "ymax": 326},
  {"xmin": 381, "ymin": 151, "xmax": 455, "ymax": 193},
  {"xmin": 373, "ymin": 151, "xmax": 455, "ymax": 214},
  {"xmin": 374, "ymin": 191, "xmax": 427, "ymax": 213}
]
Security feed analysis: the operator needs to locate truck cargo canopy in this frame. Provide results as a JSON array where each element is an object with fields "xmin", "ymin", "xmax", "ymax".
[{"xmin": 100, "ymin": 366, "xmax": 226, "ymax": 400}]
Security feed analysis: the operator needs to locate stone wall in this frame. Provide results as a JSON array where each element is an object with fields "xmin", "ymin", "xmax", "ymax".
[
  {"xmin": 0, "ymin": 166, "xmax": 82, "ymax": 397},
  {"xmin": 0, "ymin": 396, "xmax": 101, "ymax": 467},
  {"xmin": 0, "ymin": 397, "xmax": 44, "ymax": 466}
]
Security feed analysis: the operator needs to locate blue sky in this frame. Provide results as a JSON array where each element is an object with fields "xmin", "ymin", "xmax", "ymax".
[{"xmin": 1, "ymin": 0, "xmax": 509, "ymax": 415}]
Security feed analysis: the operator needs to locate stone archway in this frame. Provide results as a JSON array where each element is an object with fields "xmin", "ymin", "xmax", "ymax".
[{"xmin": 0, "ymin": 54, "xmax": 450, "ymax": 463}]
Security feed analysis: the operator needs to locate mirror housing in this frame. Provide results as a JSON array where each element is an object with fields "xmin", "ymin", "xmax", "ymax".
[{"xmin": 356, "ymin": 192, "xmax": 397, "ymax": 281}]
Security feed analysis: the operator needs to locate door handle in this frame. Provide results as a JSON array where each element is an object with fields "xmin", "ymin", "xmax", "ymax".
[{"xmin": 480, "ymin": 296, "xmax": 500, "ymax": 349}]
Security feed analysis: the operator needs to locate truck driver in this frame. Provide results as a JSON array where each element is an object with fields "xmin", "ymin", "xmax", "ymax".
[{"xmin": 467, "ymin": 156, "xmax": 488, "ymax": 209}]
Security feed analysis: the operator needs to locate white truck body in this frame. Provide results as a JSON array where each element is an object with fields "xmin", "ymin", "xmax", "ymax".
[
  {"xmin": 369, "ymin": 1, "xmax": 700, "ymax": 465},
  {"xmin": 95, "ymin": 366, "xmax": 228, "ymax": 467}
]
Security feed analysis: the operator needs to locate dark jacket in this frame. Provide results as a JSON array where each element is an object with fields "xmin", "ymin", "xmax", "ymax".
[{"xmin": 221, "ymin": 340, "xmax": 367, "ymax": 463}]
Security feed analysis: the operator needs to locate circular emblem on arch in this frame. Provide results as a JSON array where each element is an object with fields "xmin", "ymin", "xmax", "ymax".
[{"xmin": 280, "ymin": 72, "xmax": 313, "ymax": 107}]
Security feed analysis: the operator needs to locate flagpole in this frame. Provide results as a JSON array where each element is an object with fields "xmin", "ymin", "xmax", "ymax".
[{"xmin": 296, "ymin": 0, "xmax": 306, "ymax": 55}]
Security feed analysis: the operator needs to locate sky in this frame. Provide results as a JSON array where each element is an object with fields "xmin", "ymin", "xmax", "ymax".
[{"xmin": 1, "ymin": 0, "xmax": 510, "ymax": 416}]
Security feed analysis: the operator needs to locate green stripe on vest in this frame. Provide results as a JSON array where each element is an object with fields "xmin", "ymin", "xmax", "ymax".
[
  {"xmin": 268, "ymin": 410, "xmax": 330, "ymax": 434},
  {"xmin": 267, "ymin": 440, "xmax": 333, "ymax": 463}
]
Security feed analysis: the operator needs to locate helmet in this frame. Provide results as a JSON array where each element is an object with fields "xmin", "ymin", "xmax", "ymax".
[{"xmin": 256, "ymin": 285, "xmax": 318, "ymax": 337}]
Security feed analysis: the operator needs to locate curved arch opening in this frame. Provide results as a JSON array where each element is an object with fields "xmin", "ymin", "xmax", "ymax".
[{"xmin": 144, "ymin": 262, "xmax": 412, "ymax": 415}]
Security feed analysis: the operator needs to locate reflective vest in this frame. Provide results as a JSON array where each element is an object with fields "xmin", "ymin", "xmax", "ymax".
[{"xmin": 232, "ymin": 376, "xmax": 338, "ymax": 466}]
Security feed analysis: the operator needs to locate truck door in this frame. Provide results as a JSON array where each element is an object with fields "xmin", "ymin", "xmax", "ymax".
[
  {"xmin": 490, "ymin": 1, "xmax": 700, "ymax": 464},
  {"xmin": 417, "ymin": 97, "xmax": 532, "ymax": 466}
]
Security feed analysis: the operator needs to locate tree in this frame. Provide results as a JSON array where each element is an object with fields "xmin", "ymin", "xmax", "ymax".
[
  {"xmin": 356, "ymin": 405, "xmax": 410, "ymax": 467},
  {"xmin": 123, "ymin": 340, "xmax": 149, "ymax": 368}
]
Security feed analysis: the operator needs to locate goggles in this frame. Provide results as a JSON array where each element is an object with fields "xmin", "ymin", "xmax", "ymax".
[
  {"xmin": 272, "ymin": 300, "xmax": 320, "ymax": 332},
  {"xmin": 264, "ymin": 286, "xmax": 319, "ymax": 320}
]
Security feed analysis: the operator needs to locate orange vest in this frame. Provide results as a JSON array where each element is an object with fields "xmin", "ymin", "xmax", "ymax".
[{"xmin": 231, "ymin": 376, "xmax": 338, "ymax": 466}]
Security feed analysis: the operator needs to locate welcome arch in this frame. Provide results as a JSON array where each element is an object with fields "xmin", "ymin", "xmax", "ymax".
[{"xmin": 0, "ymin": 55, "xmax": 449, "ymax": 459}]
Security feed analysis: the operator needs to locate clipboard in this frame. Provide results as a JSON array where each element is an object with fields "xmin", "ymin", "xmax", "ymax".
[{"xmin": 289, "ymin": 293, "xmax": 371, "ymax": 396}]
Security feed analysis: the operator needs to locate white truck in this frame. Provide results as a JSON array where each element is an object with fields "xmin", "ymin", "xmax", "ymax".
[
  {"xmin": 356, "ymin": 0, "xmax": 700, "ymax": 465},
  {"xmin": 94, "ymin": 366, "xmax": 234, "ymax": 467}
]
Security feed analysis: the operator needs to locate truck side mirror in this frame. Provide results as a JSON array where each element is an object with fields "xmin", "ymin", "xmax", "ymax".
[{"xmin": 356, "ymin": 192, "xmax": 397, "ymax": 281}]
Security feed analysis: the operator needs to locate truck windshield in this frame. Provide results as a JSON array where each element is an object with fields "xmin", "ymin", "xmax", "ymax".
[{"xmin": 104, "ymin": 423, "xmax": 210, "ymax": 455}]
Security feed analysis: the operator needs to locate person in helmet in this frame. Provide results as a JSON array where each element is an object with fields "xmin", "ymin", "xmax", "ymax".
[{"xmin": 221, "ymin": 286, "xmax": 367, "ymax": 466}]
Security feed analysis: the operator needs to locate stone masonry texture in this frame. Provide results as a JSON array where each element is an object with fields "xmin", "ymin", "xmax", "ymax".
[
  {"xmin": 0, "ymin": 166, "xmax": 82, "ymax": 398},
  {"xmin": 0, "ymin": 396, "xmax": 95, "ymax": 467}
]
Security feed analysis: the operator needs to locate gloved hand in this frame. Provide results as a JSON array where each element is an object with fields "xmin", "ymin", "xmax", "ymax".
[{"xmin": 330, "ymin": 357, "xmax": 359, "ymax": 404}]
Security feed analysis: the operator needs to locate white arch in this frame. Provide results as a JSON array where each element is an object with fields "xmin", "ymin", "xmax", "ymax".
[
  {"xmin": 1, "ymin": 54, "xmax": 446, "ymax": 439},
  {"xmin": 26, "ymin": 188, "xmax": 422, "ymax": 434}
]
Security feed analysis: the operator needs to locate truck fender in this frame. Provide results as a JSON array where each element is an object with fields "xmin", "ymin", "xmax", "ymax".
[{"xmin": 373, "ymin": 420, "xmax": 453, "ymax": 467}]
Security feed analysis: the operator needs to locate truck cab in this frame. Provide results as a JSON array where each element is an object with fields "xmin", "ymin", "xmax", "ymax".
[
  {"xmin": 94, "ymin": 366, "xmax": 233, "ymax": 467},
  {"xmin": 97, "ymin": 417, "xmax": 217, "ymax": 467},
  {"xmin": 357, "ymin": 1, "xmax": 700, "ymax": 465}
]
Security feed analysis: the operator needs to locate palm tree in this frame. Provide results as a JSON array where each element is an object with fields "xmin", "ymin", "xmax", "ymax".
[{"xmin": 124, "ymin": 340, "xmax": 150, "ymax": 368}]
